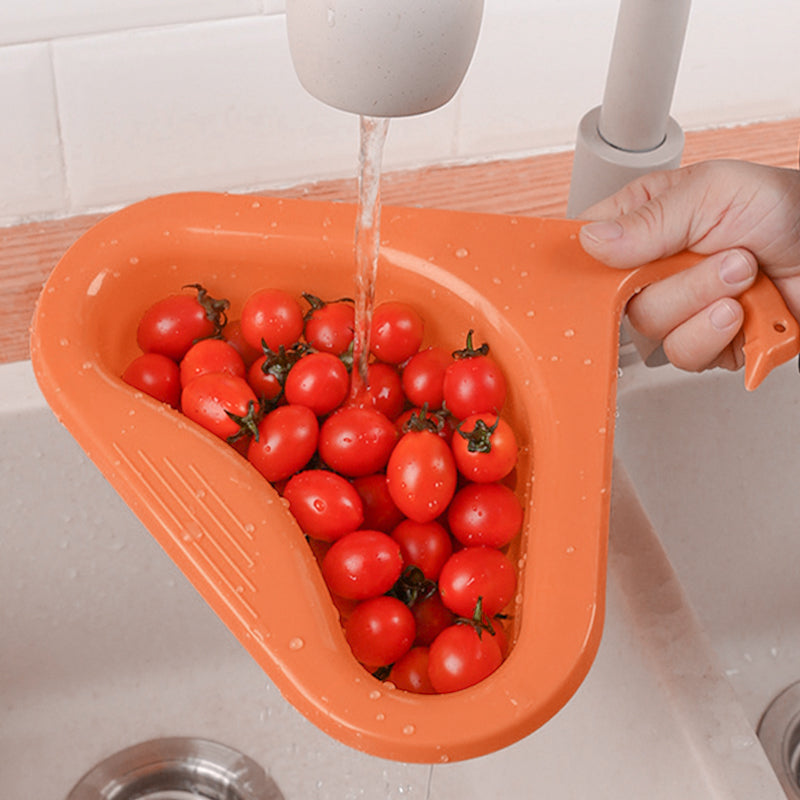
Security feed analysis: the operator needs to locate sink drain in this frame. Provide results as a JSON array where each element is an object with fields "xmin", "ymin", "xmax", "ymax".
[
  {"xmin": 66, "ymin": 737, "xmax": 284, "ymax": 800},
  {"xmin": 758, "ymin": 681, "xmax": 800, "ymax": 799}
]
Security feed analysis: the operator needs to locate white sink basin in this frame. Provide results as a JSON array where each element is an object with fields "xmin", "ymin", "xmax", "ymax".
[
  {"xmin": 616, "ymin": 357, "xmax": 800, "ymax": 734},
  {"xmin": 1, "ymin": 358, "xmax": 787, "ymax": 799}
]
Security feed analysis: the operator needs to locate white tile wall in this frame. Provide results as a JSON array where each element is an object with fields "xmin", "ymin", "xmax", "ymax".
[
  {"xmin": 0, "ymin": 43, "xmax": 67, "ymax": 221},
  {"xmin": 1, "ymin": 0, "xmax": 799, "ymax": 226}
]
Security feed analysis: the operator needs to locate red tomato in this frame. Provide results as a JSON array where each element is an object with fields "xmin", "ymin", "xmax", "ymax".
[
  {"xmin": 411, "ymin": 591, "xmax": 456, "ymax": 646},
  {"xmin": 428, "ymin": 624, "xmax": 503, "ymax": 693},
  {"xmin": 284, "ymin": 352, "xmax": 349, "ymax": 416},
  {"xmin": 282, "ymin": 470, "xmax": 364, "ymax": 542},
  {"xmin": 240, "ymin": 288, "xmax": 304, "ymax": 351},
  {"xmin": 438, "ymin": 546, "xmax": 517, "ymax": 618},
  {"xmin": 179, "ymin": 338, "xmax": 246, "ymax": 387},
  {"xmin": 386, "ymin": 430, "xmax": 457, "ymax": 523},
  {"xmin": 247, "ymin": 356, "xmax": 283, "ymax": 403},
  {"xmin": 321, "ymin": 529, "xmax": 403, "ymax": 600},
  {"xmin": 442, "ymin": 331, "xmax": 506, "ymax": 420},
  {"xmin": 401, "ymin": 346, "xmax": 451, "ymax": 409},
  {"xmin": 452, "ymin": 413, "xmax": 518, "ymax": 483},
  {"xmin": 390, "ymin": 519, "xmax": 453, "ymax": 581},
  {"xmin": 303, "ymin": 294, "xmax": 355, "ymax": 355},
  {"xmin": 447, "ymin": 482, "xmax": 523, "ymax": 548},
  {"xmin": 246, "ymin": 342, "xmax": 305, "ymax": 403},
  {"xmin": 318, "ymin": 406, "xmax": 398, "ymax": 477},
  {"xmin": 122, "ymin": 352, "xmax": 181, "ymax": 409},
  {"xmin": 351, "ymin": 473, "xmax": 405, "ymax": 533},
  {"xmin": 181, "ymin": 373, "xmax": 259, "ymax": 442},
  {"xmin": 137, "ymin": 284, "xmax": 228, "ymax": 361},
  {"xmin": 369, "ymin": 301, "xmax": 424, "ymax": 364},
  {"xmin": 344, "ymin": 595, "xmax": 415, "ymax": 668},
  {"xmin": 363, "ymin": 362, "xmax": 405, "ymax": 420},
  {"xmin": 247, "ymin": 404, "xmax": 318, "ymax": 482},
  {"xmin": 223, "ymin": 319, "xmax": 262, "ymax": 367},
  {"xmin": 390, "ymin": 646, "xmax": 436, "ymax": 694}
]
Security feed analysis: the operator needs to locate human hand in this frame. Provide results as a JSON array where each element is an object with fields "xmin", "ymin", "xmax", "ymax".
[{"xmin": 578, "ymin": 159, "xmax": 800, "ymax": 373}]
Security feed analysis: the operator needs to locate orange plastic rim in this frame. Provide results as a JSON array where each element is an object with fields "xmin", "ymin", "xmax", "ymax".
[{"xmin": 30, "ymin": 193, "xmax": 799, "ymax": 762}]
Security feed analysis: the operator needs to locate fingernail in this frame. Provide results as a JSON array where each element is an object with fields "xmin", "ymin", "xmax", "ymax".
[
  {"xmin": 709, "ymin": 299, "xmax": 739, "ymax": 331},
  {"xmin": 719, "ymin": 251, "xmax": 755, "ymax": 285},
  {"xmin": 580, "ymin": 220, "xmax": 624, "ymax": 244}
]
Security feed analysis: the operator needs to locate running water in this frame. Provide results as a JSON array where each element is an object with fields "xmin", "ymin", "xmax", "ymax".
[{"xmin": 351, "ymin": 115, "xmax": 390, "ymax": 397}]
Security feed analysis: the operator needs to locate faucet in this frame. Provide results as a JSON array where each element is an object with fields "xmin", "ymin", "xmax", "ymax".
[
  {"xmin": 566, "ymin": 0, "xmax": 691, "ymax": 217},
  {"xmin": 285, "ymin": 0, "xmax": 484, "ymax": 118}
]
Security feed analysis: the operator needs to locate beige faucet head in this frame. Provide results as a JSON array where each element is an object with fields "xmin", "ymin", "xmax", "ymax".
[{"xmin": 286, "ymin": 0, "xmax": 484, "ymax": 118}]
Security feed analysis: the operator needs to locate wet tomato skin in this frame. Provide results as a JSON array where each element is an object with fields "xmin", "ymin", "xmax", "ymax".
[
  {"xmin": 428, "ymin": 624, "xmax": 503, "ymax": 693},
  {"xmin": 321, "ymin": 529, "xmax": 404, "ymax": 601},
  {"xmin": 247, "ymin": 404, "xmax": 319, "ymax": 483},
  {"xmin": 386, "ymin": 430, "xmax": 457, "ymax": 523},
  {"xmin": 318, "ymin": 406, "xmax": 398, "ymax": 477},
  {"xmin": 282, "ymin": 469, "xmax": 364, "ymax": 542},
  {"xmin": 344, "ymin": 595, "xmax": 415, "ymax": 668},
  {"xmin": 122, "ymin": 352, "xmax": 182, "ymax": 409}
]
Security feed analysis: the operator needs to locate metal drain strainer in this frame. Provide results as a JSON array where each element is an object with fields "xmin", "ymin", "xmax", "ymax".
[
  {"xmin": 758, "ymin": 681, "xmax": 800, "ymax": 799},
  {"xmin": 66, "ymin": 737, "xmax": 284, "ymax": 800}
]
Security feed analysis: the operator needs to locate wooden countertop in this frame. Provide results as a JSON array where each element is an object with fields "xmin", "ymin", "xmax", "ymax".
[{"xmin": 2, "ymin": 117, "xmax": 798, "ymax": 365}]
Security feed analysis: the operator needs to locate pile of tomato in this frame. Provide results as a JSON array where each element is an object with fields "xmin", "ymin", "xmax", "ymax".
[{"xmin": 122, "ymin": 283, "xmax": 523, "ymax": 694}]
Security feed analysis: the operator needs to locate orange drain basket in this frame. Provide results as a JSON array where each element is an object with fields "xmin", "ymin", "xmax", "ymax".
[{"xmin": 30, "ymin": 193, "xmax": 799, "ymax": 763}]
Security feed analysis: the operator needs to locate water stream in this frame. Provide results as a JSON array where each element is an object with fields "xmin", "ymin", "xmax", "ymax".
[{"xmin": 351, "ymin": 115, "xmax": 390, "ymax": 397}]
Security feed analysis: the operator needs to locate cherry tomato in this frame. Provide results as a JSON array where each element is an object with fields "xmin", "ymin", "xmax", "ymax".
[
  {"xmin": 452, "ymin": 413, "xmax": 518, "ymax": 483},
  {"xmin": 137, "ymin": 284, "xmax": 228, "ymax": 361},
  {"xmin": 181, "ymin": 373, "xmax": 259, "ymax": 442},
  {"xmin": 447, "ymin": 482, "xmax": 523, "ymax": 548},
  {"xmin": 303, "ymin": 294, "xmax": 355, "ymax": 355},
  {"xmin": 282, "ymin": 470, "xmax": 364, "ymax": 542},
  {"xmin": 246, "ymin": 343, "xmax": 304, "ymax": 403},
  {"xmin": 247, "ymin": 404, "xmax": 318, "ymax": 482},
  {"xmin": 363, "ymin": 362, "xmax": 405, "ymax": 420},
  {"xmin": 390, "ymin": 646, "xmax": 436, "ymax": 694},
  {"xmin": 351, "ymin": 473, "xmax": 405, "ymax": 533},
  {"xmin": 284, "ymin": 352, "xmax": 349, "ymax": 416},
  {"xmin": 402, "ymin": 346, "xmax": 451, "ymax": 409},
  {"xmin": 438, "ymin": 546, "xmax": 517, "ymax": 618},
  {"xmin": 386, "ymin": 429, "xmax": 457, "ymax": 523},
  {"xmin": 223, "ymin": 319, "xmax": 262, "ymax": 367},
  {"xmin": 179, "ymin": 338, "xmax": 246, "ymax": 387},
  {"xmin": 411, "ymin": 591, "xmax": 456, "ymax": 646},
  {"xmin": 318, "ymin": 406, "xmax": 398, "ymax": 477},
  {"xmin": 390, "ymin": 519, "xmax": 453, "ymax": 581},
  {"xmin": 321, "ymin": 529, "xmax": 403, "ymax": 600},
  {"xmin": 122, "ymin": 352, "xmax": 182, "ymax": 409},
  {"xmin": 344, "ymin": 595, "xmax": 415, "ymax": 668},
  {"xmin": 442, "ymin": 331, "xmax": 506, "ymax": 420},
  {"xmin": 428, "ymin": 623, "xmax": 503, "ymax": 693},
  {"xmin": 240, "ymin": 288, "xmax": 304, "ymax": 351},
  {"xmin": 369, "ymin": 301, "xmax": 424, "ymax": 364}
]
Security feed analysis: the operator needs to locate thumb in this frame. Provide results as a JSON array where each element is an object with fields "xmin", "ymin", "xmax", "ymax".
[{"xmin": 578, "ymin": 170, "xmax": 703, "ymax": 269}]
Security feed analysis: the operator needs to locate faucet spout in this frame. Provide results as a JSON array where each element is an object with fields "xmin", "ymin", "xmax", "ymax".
[{"xmin": 285, "ymin": 0, "xmax": 484, "ymax": 118}]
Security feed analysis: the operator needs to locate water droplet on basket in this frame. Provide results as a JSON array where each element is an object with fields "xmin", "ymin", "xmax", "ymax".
[
  {"xmin": 369, "ymin": 690, "xmax": 382, "ymax": 700},
  {"xmin": 454, "ymin": 248, "xmax": 469, "ymax": 258},
  {"xmin": 376, "ymin": 712, "xmax": 385, "ymax": 721},
  {"xmin": 289, "ymin": 637, "xmax": 304, "ymax": 650},
  {"xmin": 59, "ymin": 338, "xmax": 69, "ymax": 347},
  {"xmin": 129, "ymin": 256, "xmax": 139, "ymax": 265},
  {"xmin": 402, "ymin": 724, "xmax": 416, "ymax": 735},
  {"xmin": 251, "ymin": 200, "xmax": 261, "ymax": 209},
  {"xmin": 564, "ymin": 328, "xmax": 575, "ymax": 338}
]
